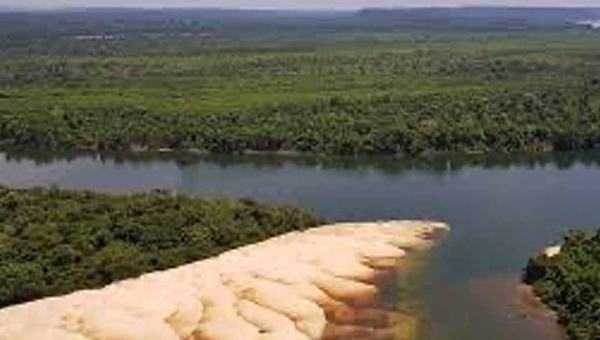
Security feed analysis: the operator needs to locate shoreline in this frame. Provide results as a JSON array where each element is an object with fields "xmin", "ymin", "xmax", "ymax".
[
  {"xmin": 519, "ymin": 245, "xmax": 565, "ymax": 338},
  {"xmin": 518, "ymin": 283, "xmax": 561, "ymax": 325},
  {"xmin": 4, "ymin": 147, "xmax": 600, "ymax": 169},
  {"xmin": 465, "ymin": 274, "xmax": 564, "ymax": 340},
  {"xmin": 0, "ymin": 144, "xmax": 584, "ymax": 161}
]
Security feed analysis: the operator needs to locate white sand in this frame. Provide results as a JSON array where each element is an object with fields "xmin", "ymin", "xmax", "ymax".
[
  {"xmin": 0, "ymin": 220, "xmax": 448, "ymax": 340},
  {"xmin": 543, "ymin": 246, "xmax": 561, "ymax": 258}
]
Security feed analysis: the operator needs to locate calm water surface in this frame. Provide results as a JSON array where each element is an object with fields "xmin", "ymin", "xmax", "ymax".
[{"xmin": 2, "ymin": 151, "xmax": 600, "ymax": 340}]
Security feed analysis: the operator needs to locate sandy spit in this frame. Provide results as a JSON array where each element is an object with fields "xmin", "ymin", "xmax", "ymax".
[{"xmin": 0, "ymin": 220, "xmax": 449, "ymax": 340}]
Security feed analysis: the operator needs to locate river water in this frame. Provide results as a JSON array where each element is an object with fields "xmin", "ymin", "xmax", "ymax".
[{"xmin": 2, "ymin": 150, "xmax": 600, "ymax": 340}]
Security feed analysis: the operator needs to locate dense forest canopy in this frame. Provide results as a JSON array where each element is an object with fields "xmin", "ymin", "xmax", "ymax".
[
  {"xmin": 524, "ymin": 230, "xmax": 600, "ymax": 340},
  {"xmin": 0, "ymin": 187, "xmax": 324, "ymax": 308},
  {"xmin": 0, "ymin": 8, "xmax": 599, "ymax": 155}
]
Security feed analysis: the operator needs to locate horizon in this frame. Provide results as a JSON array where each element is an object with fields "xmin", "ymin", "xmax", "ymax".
[
  {"xmin": 3, "ymin": 5, "xmax": 600, "ymax": 12},
  {"xmin": 2, "ymin": 1, "xmax": 600, "ymax": 11}
]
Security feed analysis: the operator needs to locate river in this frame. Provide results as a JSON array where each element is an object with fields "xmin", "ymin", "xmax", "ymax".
[{"xmin": 3, "ymin": 150, "xmax": 600, "ymax": 340}]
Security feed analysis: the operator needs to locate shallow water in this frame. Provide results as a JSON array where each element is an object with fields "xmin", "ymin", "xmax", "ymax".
[{"xmin": 2, "ymin": 150, "xmax": 599, "ymax": 339}]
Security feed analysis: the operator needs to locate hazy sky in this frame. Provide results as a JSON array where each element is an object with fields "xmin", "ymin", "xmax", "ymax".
[{"xmin": 2, "ymin": 0, "xmax": 600, "ymax": 10}]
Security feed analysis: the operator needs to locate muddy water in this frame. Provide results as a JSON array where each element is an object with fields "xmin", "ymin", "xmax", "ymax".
[{"xmin": 419, "ymin": 275, "xmax": 563, "ymax": 340}]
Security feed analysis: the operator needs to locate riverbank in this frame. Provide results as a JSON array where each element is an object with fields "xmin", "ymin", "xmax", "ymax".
[
  {"xmin": 6, "ymin": 148, "xmax": 600, "ymax": 174},
  {"xmin": 0, "ymin": 220, "xmax": 449, "ymax": 340},
  {"xmin": 471, "ymin": 275, "xmax": 563, "ymax": 340}
]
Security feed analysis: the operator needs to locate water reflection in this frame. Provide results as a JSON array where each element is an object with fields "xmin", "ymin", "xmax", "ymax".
[{"xmin": 5, "ymin": 149, "xmax": 600, "ymax": 173}]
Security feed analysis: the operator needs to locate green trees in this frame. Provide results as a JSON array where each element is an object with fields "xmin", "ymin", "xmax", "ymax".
[
  {"xmin": 2, "ymin": 88, "xmax": 599, "ymax": 156},
  {"xmin": 0, "ymin": 187, "xmax": 324, "ymax": 308},
  {"xmin": 524, "ymin": 230, "xmax": 600, "ymax": 340}
]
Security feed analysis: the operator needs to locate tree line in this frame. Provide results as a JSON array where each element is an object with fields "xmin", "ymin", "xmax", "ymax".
[{"xmin": 1, "ymin": 86, "xmax": 599, "ymax": 156}]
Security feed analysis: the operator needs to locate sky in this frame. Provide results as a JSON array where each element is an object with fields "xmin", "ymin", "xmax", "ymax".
[{"xmin": 1, "ymin": 0, "xmax": 600, "ymax": 10}]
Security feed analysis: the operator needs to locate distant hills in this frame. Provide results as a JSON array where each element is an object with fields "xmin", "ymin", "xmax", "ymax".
[
  {"xmin": 0, "ymin": 7, "xmax": 599, "ymax": 37},
  {"xmin": 357, "ymin": 7, "xmax": 600, "ymax": 30}
]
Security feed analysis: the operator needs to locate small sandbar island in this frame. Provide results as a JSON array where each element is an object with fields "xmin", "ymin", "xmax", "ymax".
[{"xmin": 0, "ymin": 220, "xmax": 448, "ymax": 340}]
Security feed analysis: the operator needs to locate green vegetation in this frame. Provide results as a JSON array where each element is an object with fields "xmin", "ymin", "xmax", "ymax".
[
  {"xmin": 524, "ymin": 230, "xmax": 600, "ymax": 340},
  {"xmin": 0, "ymin": 9, "xmax": 600, "ymax": 156},
  {"xmin": 0, "ymin": 187, "xmax": 323, "ymax": 308}
]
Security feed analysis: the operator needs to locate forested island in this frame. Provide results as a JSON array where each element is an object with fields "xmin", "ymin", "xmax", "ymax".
[
  {"xmin": 0, "ymin": 187, "xmax": 323, "ymax": 308},
  {"xmin": 524, "ymin": 230, "xmax": 600, "ymax": 340},
  {"xmin": 1, "ymin": 8, "xmax": 600, "ymax": 156}
]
